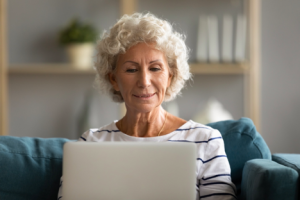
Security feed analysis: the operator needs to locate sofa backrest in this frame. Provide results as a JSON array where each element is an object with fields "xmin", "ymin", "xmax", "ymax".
[
  {"xmin": 0, "ymin": 136, "xmax": 70, "ymax": 200},
  {"xmin": 0, "ymin": 117, "xmax": 271, "ymax": 199},
  {"xmin": 207, "ymin": 117, "xmax": 271, "ymax": 195}
]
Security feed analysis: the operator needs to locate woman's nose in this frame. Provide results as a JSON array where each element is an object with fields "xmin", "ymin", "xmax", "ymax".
[{"xmin": 137, "ymin": 70, "xmax": 151, "ymax": 88}]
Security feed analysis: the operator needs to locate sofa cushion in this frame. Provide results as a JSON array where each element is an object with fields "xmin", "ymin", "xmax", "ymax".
[
  {"xmin": 207, "ymin": 117, "xmax": 271, "ymax": 195},
  {"xmin": 0, "ymin": 136, "xmax": 69, "ymax": 200}
]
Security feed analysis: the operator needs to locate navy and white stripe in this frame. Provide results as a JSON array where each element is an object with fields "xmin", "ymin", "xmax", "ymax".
[
  {"xmin": 58, "ymin": 120, "xmax": 236, "ymax": 200},
  {"xmin": 93, "ymin": 129, "xmax": 121, "ymax": 133},
  {"xmin": 174, "ymin": 126, "xmax": 213, "ymax": 131},
  {"xmin": 168, "ymin": 136, "xmax": 222, "ymax": 143},
  {"xmin": 202, "ymin": 174, "xmax": 232, "ymax": 181},
  {"xmin": 57, "ymin": 177, "xmax": 63, "ymax": 200},
  {"xmin": 200, "ymin": 193, "xmax": 237, "ymax": 199},
  {"xmin": 197, "ymin": 155, "xmax": 227, "ymax": 164},
  {"xmin": 80, "ymin": 136, "xmax": 86, "ymax": 141},
  {"xmin": 200, "ymin": 182, "xmax": 237, "ymax": 194}
]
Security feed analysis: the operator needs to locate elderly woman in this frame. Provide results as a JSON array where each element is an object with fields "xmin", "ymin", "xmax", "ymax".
[{"xmin": 58, "ymin": 13, "xmax": 236, "ymax": 200}]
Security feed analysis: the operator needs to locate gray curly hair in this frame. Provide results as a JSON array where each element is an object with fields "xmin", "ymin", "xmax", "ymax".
[{"xmin": 94, "ymin": 12, "xmax": 191, "ymax": 102}]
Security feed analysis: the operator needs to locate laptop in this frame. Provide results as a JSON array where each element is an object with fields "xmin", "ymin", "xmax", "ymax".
[{"xmin": 62, "ymin": 142, "xmax": 196, "ymax": 200}]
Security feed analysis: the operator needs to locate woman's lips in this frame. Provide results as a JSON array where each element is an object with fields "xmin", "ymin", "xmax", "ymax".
[{"xmin": 133, "ymin": 93, "xmax": 156, "ymax": 99}]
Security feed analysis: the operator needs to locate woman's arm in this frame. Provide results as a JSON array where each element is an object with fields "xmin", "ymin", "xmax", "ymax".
[
  {"xmin": 198, "ymin": 129, "xmax": 236, "ymax": 200},
  {"xmin": 57, "ymin": 177, "xmax": 63, "ymax": 200}
]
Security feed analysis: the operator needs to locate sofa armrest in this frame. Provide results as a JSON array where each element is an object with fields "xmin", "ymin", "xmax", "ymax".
[
  {"xmin": 241, "ymin": 159, "xmax": 298, "ymax": 200},
  {"xmin": 272, "ymin": 153, "xmax": 300, "ymax": 200},
  {"xmin": 272, "ymin": 153, "xmax": 300, "ymax": 175}
]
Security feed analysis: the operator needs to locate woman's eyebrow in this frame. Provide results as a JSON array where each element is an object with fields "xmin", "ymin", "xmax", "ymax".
[
  {"xmin": 149, "ymin": 59, "xmax": 162, "ymax": 63},
  {"xmin": 123, "ymin": 61, "xmax": 139, "ymax": 65},
  {"xmin": 123, "ymin": 59, "xmax": 162, "ymax": 65}
]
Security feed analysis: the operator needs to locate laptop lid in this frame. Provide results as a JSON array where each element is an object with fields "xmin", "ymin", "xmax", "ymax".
[{"xmin": 63, "ymin": 142, "xmax": 196, "ymax": 200}]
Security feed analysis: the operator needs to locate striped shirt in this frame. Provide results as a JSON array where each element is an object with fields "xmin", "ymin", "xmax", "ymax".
[{"xmin": 58, "ymin": 120, "xmax": 236, "ymax": 200}]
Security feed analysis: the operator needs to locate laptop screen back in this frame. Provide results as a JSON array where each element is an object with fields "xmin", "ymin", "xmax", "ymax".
[{"xmin": 63, "ymin": 142, "xmax": 196, "ymax": 200}]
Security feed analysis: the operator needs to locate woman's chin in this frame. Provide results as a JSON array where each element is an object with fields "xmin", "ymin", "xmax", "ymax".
[{"xmin": 126, "ymin": 103, "xmax": 161, "ymax": 113}]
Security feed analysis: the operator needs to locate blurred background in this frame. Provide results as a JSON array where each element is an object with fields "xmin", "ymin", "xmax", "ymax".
[{"xmin": 0, "ymin": 0, "xmax": 299, "ymax": 153}]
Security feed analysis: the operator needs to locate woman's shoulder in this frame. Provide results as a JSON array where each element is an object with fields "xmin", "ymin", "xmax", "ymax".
[
  {"xmin": 175, "ymin": 120, "xmax": 222, "ymax": 141},
  {"xmin": 78, "ymin": 121, "xmax": 120, "ymax": 142}
]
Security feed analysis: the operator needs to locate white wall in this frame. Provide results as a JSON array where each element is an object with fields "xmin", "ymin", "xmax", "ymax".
[
  {"xmin": 8, "ymin": 0, "xmax": 245, "ymax": 139},
  {"xmin": 261, "ymin": 0, "xmax": 300, "ymax": 153},
  {"xmin": 7, "ymin": 0, "xmax": 300, "ymax": 152}
]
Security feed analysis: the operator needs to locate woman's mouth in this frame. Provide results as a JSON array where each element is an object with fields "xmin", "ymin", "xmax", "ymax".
[{"xmin": 133, "ymin": 93, "xmax": 156, "ymax": 99}]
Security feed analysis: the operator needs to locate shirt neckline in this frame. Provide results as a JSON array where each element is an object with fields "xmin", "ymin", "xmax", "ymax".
[{"xmin": 111, "ymin": 120, "xmax": 194, "ymax": 141}]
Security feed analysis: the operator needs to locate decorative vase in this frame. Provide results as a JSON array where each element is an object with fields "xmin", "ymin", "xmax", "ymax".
[{"xmin": 65, "ymin": 43, "xmax": 94, "ymax": 69}]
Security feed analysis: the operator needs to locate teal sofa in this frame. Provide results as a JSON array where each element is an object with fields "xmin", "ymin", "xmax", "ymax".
[{"xmin": 0, "ymin": 118, "xmax": 299, "ymax": 200}]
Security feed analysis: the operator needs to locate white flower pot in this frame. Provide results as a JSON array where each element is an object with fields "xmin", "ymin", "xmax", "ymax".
[{"xmin": 65, "ymin": 43, "xmax": 94, "ymax": 69}]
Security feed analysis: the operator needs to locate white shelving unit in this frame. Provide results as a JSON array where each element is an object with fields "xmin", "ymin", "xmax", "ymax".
[
  {"xmin": 0, "ymin": 0, "xmax": 8, "ymax": 136},
  {"xmin": 0, "ymin": 0, "xmax": 260, "ymax": 135}
]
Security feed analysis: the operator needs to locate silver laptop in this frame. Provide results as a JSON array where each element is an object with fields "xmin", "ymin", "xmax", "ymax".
[{"xmin": 63, "ymin": 142, "xmax": 196, "ymax": 200}]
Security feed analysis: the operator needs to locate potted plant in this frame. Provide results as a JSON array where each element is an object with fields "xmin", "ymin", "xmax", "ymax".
[{"xmin": 59, "ymin": 18, "xmax": 98, "ymax": 69}]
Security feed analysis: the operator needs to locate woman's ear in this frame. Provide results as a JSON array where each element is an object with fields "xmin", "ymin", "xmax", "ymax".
[
  {"xmin": 108, "ymin": 72, "xmax": 120, "ymax": 91},
  {"xmin": 167, "ymin": 72, "xmax": 173, "ymax": 87}
]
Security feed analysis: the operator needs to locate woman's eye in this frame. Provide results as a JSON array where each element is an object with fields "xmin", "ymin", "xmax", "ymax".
[
  {"xmin": 126, "ymin": 69, "xmax": 137, "ymax": 73},
  {"xmin": 150, "ymin": 68, "xmax": 161, "ymax": 72}
]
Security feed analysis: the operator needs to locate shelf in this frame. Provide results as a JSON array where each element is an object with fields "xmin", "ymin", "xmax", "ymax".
[
  {"xmin": 8, "ymin": 63, "xmax": 249, "ymax": 75},
  {"xmin": 8, "ymin": 64, "xmax": 96, "ymax": 75},
  {"xmin": 190, "ymin": 63, "xmax": 248, "ymax": 75}
]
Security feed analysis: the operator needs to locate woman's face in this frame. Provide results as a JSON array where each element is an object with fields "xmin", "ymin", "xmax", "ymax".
[{"xmin": 109, "ymin": 42, "xmax": 172, "ymax": 113}]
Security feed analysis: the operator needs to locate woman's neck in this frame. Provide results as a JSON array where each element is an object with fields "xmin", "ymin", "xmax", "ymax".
[{"xmin": 119, "ymin": 106, "xmax": 167, "ymax": 137}]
